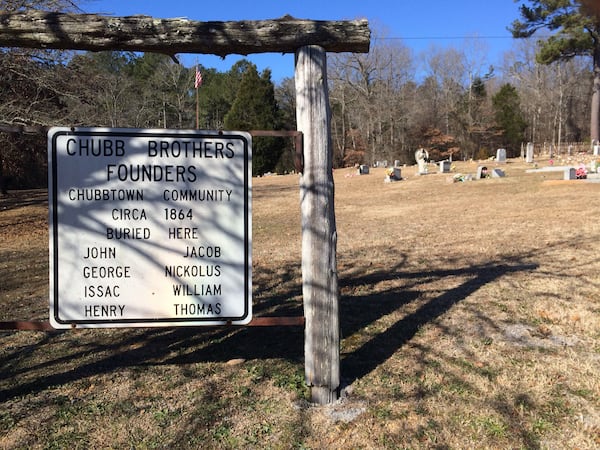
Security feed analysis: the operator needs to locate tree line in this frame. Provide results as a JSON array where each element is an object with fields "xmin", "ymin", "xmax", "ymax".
[{"xmin": 1, "ymin": 0, "xmax": 598, "ymax": 190}]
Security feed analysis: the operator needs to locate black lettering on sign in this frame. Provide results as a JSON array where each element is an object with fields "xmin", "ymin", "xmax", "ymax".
[
  {"xmin": 164, "ymin": 265, "xmax": 221, "ymax": 277},
  {"xmin": 168, "ymin": 227, "xmax": 199, "ymax": 239},
  {"xmin": 172, "ymin": 283, "xmax": 222, "ymax": 296},
  {"xmin": 106, "ymin": 228, "xmax": 151, "ymax": 239},
  {"xmin": 84, "ymin": 304, "xmax": 126, "ymax": 317},
  {"xmin": 84, "ymin": 247, "xmax": 116, "ymax": 259},
  {"xmin": 66, "ymin": 138, "xmax": 125, "ymax": 157},
  {"xmin": 147, "ymin": 140, "xmax": 235, "ymax": 158},
  {"xmin": 173, "ymin": 302, "xmax": 222, "ymax": 315},
  {"xmin": 184, "ymin": 246, "xmax": 221, "ymax": 258},
  {"xmin": 82, "ymin": 266, "xmax": 131, "ymax": 279},
  {"xmin": 84, "ymin": 285, "xmax": 121, "ymax": 298}
]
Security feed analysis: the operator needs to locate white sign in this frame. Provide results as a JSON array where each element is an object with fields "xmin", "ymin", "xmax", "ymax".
[{"xmin": 48, "ymin": 128, "xmax": 252, "ymax": 328}]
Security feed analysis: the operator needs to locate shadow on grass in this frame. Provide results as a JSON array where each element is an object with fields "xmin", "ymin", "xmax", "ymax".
[
  {"xmin": 0, "ymin": 256, "xmax": 537, "ymax": 403},
  {"xmin": 0, "ymin": 189, "xmax": 47, "ymax": 211},
  {"xmin": 340, "ymin": 261, "xmax": 538, "ymax": 384}
]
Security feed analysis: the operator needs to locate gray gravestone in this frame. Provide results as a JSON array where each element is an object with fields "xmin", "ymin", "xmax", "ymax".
[
  {"xmin": 492, "ymin": 168, "xmax": 505, "ymax": 178},
  {"xmin": 439, "ymin": 161, "xmax": 451, "ymax": 173},
  {"xmin": 358, "ymin": 164, "xmax": 369, "ymax": 175},
  {"xmin": 564, "ymin": 168, "xmax": 576, "ymax": 180},
  {"xmin": 385, "ymin": 167, "xmax": 401, "ymax": 182}
]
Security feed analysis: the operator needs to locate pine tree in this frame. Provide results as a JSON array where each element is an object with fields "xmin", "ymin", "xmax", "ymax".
[
  {"xmin": 492, "ymin": 84, "xmax": 527, "ymax": 156},
  {"xmin": 224, "ymin": 62, "xmax": 283, "ymax": 176},
  {"xmin": 510, "ymin": 0, "xmax": 600, "ymax": 141}
]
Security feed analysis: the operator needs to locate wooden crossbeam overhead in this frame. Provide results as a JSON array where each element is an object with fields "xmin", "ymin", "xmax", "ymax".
[{"xmin": 0, "ymin": 11, "xmax": 370, "ymax": 55}]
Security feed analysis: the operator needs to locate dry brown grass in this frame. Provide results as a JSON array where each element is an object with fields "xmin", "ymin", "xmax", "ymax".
[{"xmin": 1, "ymin": 158, "xmax": 599, "ymax": 449}]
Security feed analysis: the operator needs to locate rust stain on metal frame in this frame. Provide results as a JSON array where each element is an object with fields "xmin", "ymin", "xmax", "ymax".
[
  {"xmin": 0, "ymin": 316, "xmax": 304, "ymax": 331},
  {"xmin": 247, "ymin": 316, "xmax": 305, "ymax": 326},
  {"xmin": 0, "ymin": 321, "xmax": 55, "ymax": 331}
]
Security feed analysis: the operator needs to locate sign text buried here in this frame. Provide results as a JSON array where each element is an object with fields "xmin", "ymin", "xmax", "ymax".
[{"xmin": 48, "ymin": 128, "xmax": 252, "ymax": 328}]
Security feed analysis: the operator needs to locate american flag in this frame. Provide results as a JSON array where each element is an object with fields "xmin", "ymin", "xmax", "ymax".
[{"xmin": 194, "ymin": 67, "xmax": 203, "ymax": 89}]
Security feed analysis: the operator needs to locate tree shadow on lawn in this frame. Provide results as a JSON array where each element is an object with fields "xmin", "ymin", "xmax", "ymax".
[
  {"xmin": 340, "ymin": 260, "xmax": 538, "ymax": 385},
  {"xmin": 0, "ymin": 256, "xmax": 537, "ymax": 403}
]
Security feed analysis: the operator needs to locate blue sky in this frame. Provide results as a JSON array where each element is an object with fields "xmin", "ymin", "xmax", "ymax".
[{"xmin": 84, "ymin": 0, "xmax": 524, "ymax": 82}]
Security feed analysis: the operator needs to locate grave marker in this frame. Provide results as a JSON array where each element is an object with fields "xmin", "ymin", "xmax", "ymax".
[
  {"xmin": 385, "ymin": 167, "xmax": 401, "ymax": 182},
  {"xmin": 526, "ymin": 142, "xmax": 534, "ymax": 163},
  {"xmin": 476, "ymin": 166, "xmax": 490, "ymax": 179},
  {"xmin": 439, "ymin": 161, "xmax": 451, "ymax": 173},
  {"xmin": 496, "ymin": 148, "xmax": 506, "ymax": 163}
]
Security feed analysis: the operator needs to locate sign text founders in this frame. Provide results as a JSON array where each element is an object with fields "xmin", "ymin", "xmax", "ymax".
[{"xmin": 48, "ymin": 128, "xmax": 252, "ymax": 328}]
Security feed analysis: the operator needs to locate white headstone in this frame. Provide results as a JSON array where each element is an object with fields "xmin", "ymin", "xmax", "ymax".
[
  {"xmin": 526, "ymin": 142, "xmax": 534, "ymax": 163},
  {"xmin": 496, "ymin": 148, "xmax": 507, "ymax": 163}
]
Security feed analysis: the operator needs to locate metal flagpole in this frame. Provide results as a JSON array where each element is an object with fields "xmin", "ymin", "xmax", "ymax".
[{"xmin": 195, "ymin": 61, "xmax": 200, "ymax": 129}]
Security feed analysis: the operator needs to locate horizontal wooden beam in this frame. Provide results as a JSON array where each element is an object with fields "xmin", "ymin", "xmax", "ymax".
[
  {"xmin": 0, "ymin": 123, "xmax": 49, "ymax": 134},
  {"xmin": 0, "ymin": 11, "xmax": 370, "ymax": 55}
]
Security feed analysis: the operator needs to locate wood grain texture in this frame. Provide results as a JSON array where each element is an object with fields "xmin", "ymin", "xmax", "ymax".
[
  {"xmin": 0, "ymin": 11, "xmax": 370, "ymax": 55},
  {"xmin": 295, "ymin": 45, "xmax": 340, "ymax": 404}
]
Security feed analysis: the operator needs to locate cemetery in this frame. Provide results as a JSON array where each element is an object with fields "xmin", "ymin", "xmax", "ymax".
[
  {"xmin": 1, "ymin": 3, "xmax": 600, "ymax": 448},
  {"xmin": 1, "ymin": 154, "xmax": 599, "ymax": 448}
]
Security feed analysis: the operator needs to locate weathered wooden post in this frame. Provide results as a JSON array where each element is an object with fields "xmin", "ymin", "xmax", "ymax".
[{"xmin": 295, "ymin": 45, "xmax": 339, "ymax": 404}]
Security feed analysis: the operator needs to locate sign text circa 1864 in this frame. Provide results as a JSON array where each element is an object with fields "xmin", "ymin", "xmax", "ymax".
[{"xmin": 48, "ymin": 128, "xmax": 252, "ymax": 328}]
